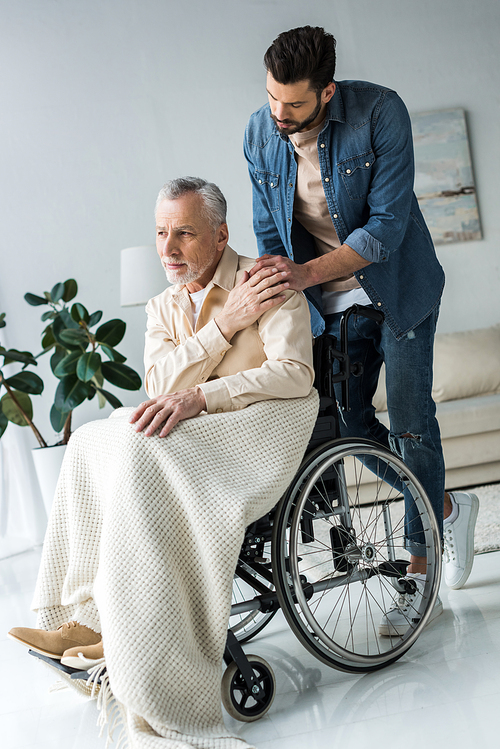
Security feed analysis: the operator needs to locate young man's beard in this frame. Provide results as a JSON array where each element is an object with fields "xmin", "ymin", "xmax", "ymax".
[{"xmin": 270, "ymin": 93, "xmax": 322, "ymax": 135}]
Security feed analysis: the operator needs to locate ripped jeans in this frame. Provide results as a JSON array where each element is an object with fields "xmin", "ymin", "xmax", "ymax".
[{"xmin": 325, "ymin": 304, "xmax": 444, "ymax": 557}]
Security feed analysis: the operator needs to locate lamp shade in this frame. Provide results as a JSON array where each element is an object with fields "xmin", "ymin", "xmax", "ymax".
[{"xmin": 120, "ymin": 246, "xmax": 170, "ymax": 306}]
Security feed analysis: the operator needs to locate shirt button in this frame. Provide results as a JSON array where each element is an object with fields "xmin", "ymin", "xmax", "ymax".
[
  {"xmin": 216, "ymin": 408, "xmax": 223, "ymax": 413},
  {"xmin": 320, "ymin": 143, "xmax": 325, "ymax": 148},
  {"xmin": 259, "ymin": 179, "xmax": 262, "ymax": 184},
  {"xmin": 365, "ymin": 162, "xmax": 370, "ymax": 167},
  {"xmin": 289, "ymin": 183, "xmax": 293, "ymax": 187},
  {"xmin": 288, "ymin": 218, "xmax": 291, "ymax": 222},
  {"xmin": 377, "ymin": 302, "xmax": 382, "ymax": 307},
  {"xmin": 325, "ymin": 177, "xmax": 330, "ymax": 182},
  {"xmin": 360, "ymin": 275, "xmax": 364, "ymax": 280},
  {"xmin": 333, "ymin": 213, "xmax": 338, "ymax": 219},
  {"xmin": 346, "ymin": 169, "xmax": 351, "ymax": 174}
]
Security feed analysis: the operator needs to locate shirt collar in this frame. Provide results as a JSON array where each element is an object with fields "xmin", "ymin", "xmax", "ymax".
[{"xmin": 324, "ymin": 81, "xmax": 345, "ymax": 124}]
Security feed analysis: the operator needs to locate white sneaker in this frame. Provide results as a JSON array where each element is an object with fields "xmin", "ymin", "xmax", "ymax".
[
  {"xmin": 378, "ymin": 577, "xmax": 443, "ymax": 637},
  {"xmin": 443, "ymin": 491, "xmax": 479, "ymax": 589}
]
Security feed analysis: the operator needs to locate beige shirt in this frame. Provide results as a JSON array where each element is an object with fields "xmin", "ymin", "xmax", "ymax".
[
  {"xmin": 144, "ymin": 245, "xmax": 315, "ymax": 414},
  {"xmin": 290, "ymin": 122, "xmax": 361, "ymax": 295}
]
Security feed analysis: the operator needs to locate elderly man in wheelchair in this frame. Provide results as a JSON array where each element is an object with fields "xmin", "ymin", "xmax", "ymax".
[{"xmin": 8, "ymin": 177, "xmax": 441, "ymax": 747}]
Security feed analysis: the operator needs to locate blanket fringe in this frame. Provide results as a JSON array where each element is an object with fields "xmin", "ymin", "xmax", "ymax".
[{"xmin": 86, "ymin": 661, "xmax": 129, "ymax": 749}]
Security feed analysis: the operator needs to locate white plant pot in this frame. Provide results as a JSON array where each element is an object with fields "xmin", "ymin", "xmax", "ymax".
[{"xmin": 32, "ymin": 444, "xmax": 67, "ymax": 517}]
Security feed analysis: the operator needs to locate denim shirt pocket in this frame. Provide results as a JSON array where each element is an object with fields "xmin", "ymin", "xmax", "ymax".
[
  {"xmin": 254, "ymin": 169, "xmax": 280, "ymax": 212},
  {"xmin": 337, "ymin": 151, "xmax": 375, "ymax": 200}
]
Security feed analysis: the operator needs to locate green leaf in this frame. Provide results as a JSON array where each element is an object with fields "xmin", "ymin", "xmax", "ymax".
[
  {"xmin": 101, "ymin": 361, "xmax": 141, "ymax": 391},
  {"xmin": 71, "ymin": 303, "xmax": 90, "ymax": 324},
  {"xmin": 76, "ymin": 352, "xmax": 101, "ymax": 382},
  {"xmin": 1, "ymin": 390, "xmax": 33, "ymax": 425},
  {"xmin": 58, "ymin": 307, "xmax": 80, "ymax": 330},
  {"xmin": 88, "ymin": 310, "xmax": 103, "ymax": 327},
  {"xmin": 24, "ymin": 292, "xmax": 49, "ymax": 307},
  {"xmin": 41, "ymin": 310, "xmax": 56, "ymax": 322},
  {"xmin": 41, "ymin": 325, "xmax": 56, "ymax": 350},
  {"xmin": 0, "ymin": 312, "xmax": 5, "ymax": 329},
  {"xmin": 96, "ymin": 387, "xmax": 123, "ymax": 409},
  {"xmin": 96, "ymin": 319, "xmax": 126, "ymax": 347},
  {"xmin": 2, "ymin": 349, "xmax": 37, "ymax": 366},
  {"xmin": 0, "ymin": 409, "xmax": 8, "ymax": 437},
  {"xmin": 100, "ymin": 344, "xmax": 127, "ymax": 363},
  {"xmin": 50, "ymin": 348, "xmax": 66, "ymax": 375},
  {"xmin": 54, "ymin": 375, "xmax": 92, "ymax": 412},
  {"xmin": 62, "ymin": 279, "xmax": 78, "ymax": 302},
  {"xmin": 50, "ymin": 282, "xmax": 66, "ymax": 303},
  {"xmin": 50, "ymin": 404, "xmax": 68, "ymax": 432},
  {"xmin": 59, "ymin": 328, "xmax": 89, "ymax": 347},
  {"xmin": 53, "ymin": 350, "xmax": 80, "ymax": 377},
  {"xmin": 5, "ymin": 371, "xmax": 44, "ymax": 395},
  {"xmin": 51, "ymin": 316, "xmax": 80, "ymax": 350}
]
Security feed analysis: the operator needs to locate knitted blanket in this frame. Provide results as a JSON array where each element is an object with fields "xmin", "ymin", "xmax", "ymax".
[{"xmin": 32, "ymin": 392, "xmax": 319, "ymax": 749}]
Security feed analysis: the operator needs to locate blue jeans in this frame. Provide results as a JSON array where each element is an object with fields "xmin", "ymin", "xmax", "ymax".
[{"xmin": 325, "ymin": 305, "xmax": 444, "ymax": 557}]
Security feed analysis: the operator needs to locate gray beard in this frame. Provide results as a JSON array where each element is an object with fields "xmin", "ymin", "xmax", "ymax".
[{"xmin": 163, "ymin": 257, "xmax": 214, "ymax": 286}]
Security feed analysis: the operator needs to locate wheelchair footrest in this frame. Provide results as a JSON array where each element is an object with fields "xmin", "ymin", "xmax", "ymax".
[{"xmin": 28, "ymin": 649, "xmax": 105, "ymax": 682}]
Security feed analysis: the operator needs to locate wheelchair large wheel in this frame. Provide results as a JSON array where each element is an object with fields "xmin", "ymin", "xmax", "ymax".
[{"xmin": 272, "ymin": 438, "xmax": 441, "ymax": 673}]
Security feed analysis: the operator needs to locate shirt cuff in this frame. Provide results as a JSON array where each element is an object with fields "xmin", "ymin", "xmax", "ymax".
[
  {"xmin": 345, "ymin": 227, "xmax": 388, "ymax": 263},
  {"xmin": 198, "ymin": 378, "xmax": 233, "ymax": 414},
  {"xmin": 195, "ymin": 318, "xmax": 232, "ymax": 363}
]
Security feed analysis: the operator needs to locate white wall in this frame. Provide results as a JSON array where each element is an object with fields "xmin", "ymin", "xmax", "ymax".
[{"xmin": 1, "ymin": 0, "xmax": 499, "ymax": 446}]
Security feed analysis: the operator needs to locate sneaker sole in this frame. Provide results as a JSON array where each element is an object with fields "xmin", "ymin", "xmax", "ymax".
[
  {"xmin": 379, "ymin": 598, "xmax": 443, "ymax": 637},
  {"xmin": 60, "ymin": 654, "xmax": 105, "ymax": 670},
  {"xmin": 446, "ymin": 493, "xmax": 479, "ymax": 590}
]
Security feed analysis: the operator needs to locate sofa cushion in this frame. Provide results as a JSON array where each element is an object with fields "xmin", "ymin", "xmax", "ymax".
[{"xmin": 373, "ymin": 323, "xmax": 500, "ymax": 411}]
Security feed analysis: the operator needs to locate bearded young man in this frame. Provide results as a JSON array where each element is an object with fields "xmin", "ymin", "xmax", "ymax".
[{"xmin": 244, "ymin": 25, "xmax": 478, "ymax": 635}]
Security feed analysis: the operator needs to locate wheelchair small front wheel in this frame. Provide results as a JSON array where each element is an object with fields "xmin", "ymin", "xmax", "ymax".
[{"xmin": 221, "ymin": 655, "xmax": 275, "ymax": 722}]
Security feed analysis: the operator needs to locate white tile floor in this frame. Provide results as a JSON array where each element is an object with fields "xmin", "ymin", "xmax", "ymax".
[{"xmin": 2, "ymin": 547, "xmax": 500, "ymax": 749}]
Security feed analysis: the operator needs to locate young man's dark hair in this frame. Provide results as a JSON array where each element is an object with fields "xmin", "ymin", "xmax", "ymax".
[{"xmin": 263, "ymin": 25, "xmax": 336, "ymax": 91}]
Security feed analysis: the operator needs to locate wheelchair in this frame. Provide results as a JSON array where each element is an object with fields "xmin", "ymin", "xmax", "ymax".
[{"xmin": 222, "ymin": 304, "xmax": 442, "ymax": 722}]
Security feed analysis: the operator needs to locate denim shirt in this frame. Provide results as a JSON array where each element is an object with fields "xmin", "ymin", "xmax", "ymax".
[{"xmin": 243, "ymin": 80, "xmax": 445, "ymax": 339}]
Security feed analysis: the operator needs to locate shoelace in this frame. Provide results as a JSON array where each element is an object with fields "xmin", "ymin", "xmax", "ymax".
[
  {"xmin": 443, "ymin": 526, "xmax": 456, "ymax": 562},
  {"xmin": 393, "ymin": 586, "xmax": 418, "ymax": 613},
  {"xmin": 57, "ymin": 620, "xmax": 79, "ymax": 632}
]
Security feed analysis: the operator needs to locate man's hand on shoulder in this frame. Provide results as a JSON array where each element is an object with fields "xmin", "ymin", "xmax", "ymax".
[
  {"xmin": 129, "ymin": 387, "xmax": 207, "ymax": 438},
  {"xmin": 215, "ymin": 267, "xmax": 289, "ymax": 342},
  {"xmin": 249, "ymin": 254, "xmax": 313, "ymax": 292}
]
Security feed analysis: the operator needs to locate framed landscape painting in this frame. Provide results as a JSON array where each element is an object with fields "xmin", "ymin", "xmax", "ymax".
[{"xmin": 410, "ymin": 108, "xmax": 482, "ymax": 245}]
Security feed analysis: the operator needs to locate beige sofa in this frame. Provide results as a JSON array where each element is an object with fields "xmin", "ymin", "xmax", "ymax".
[{"xmin": 345, "ymin": 324, "xmax": 500, "ymax": 499}]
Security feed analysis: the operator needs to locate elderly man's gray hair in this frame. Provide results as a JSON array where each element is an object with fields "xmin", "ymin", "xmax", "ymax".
[{"xmin": 155, "ymin": 177, "xmax": 227, "ymax": 230}]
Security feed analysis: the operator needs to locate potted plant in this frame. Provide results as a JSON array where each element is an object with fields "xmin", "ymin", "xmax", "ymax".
[
  {"xmin": 25, "ymin": 278, "xmax": 142, "ymax": 441},
  {"xmin": 18, "ymin": 278, "xmax": 143, "ymax": 512}
]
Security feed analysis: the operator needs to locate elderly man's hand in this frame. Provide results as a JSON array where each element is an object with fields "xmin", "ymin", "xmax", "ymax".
[
  {"xmin": 129, "ymin": 387, "xmax": 207, "ymax": 438},
  {"xmin": 249, "ymin": 254, "xmax": 313, "ymax": 292},
  {"xmin": 215, "ymin": 267, "xmax": 289, "ymax": 342}
]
